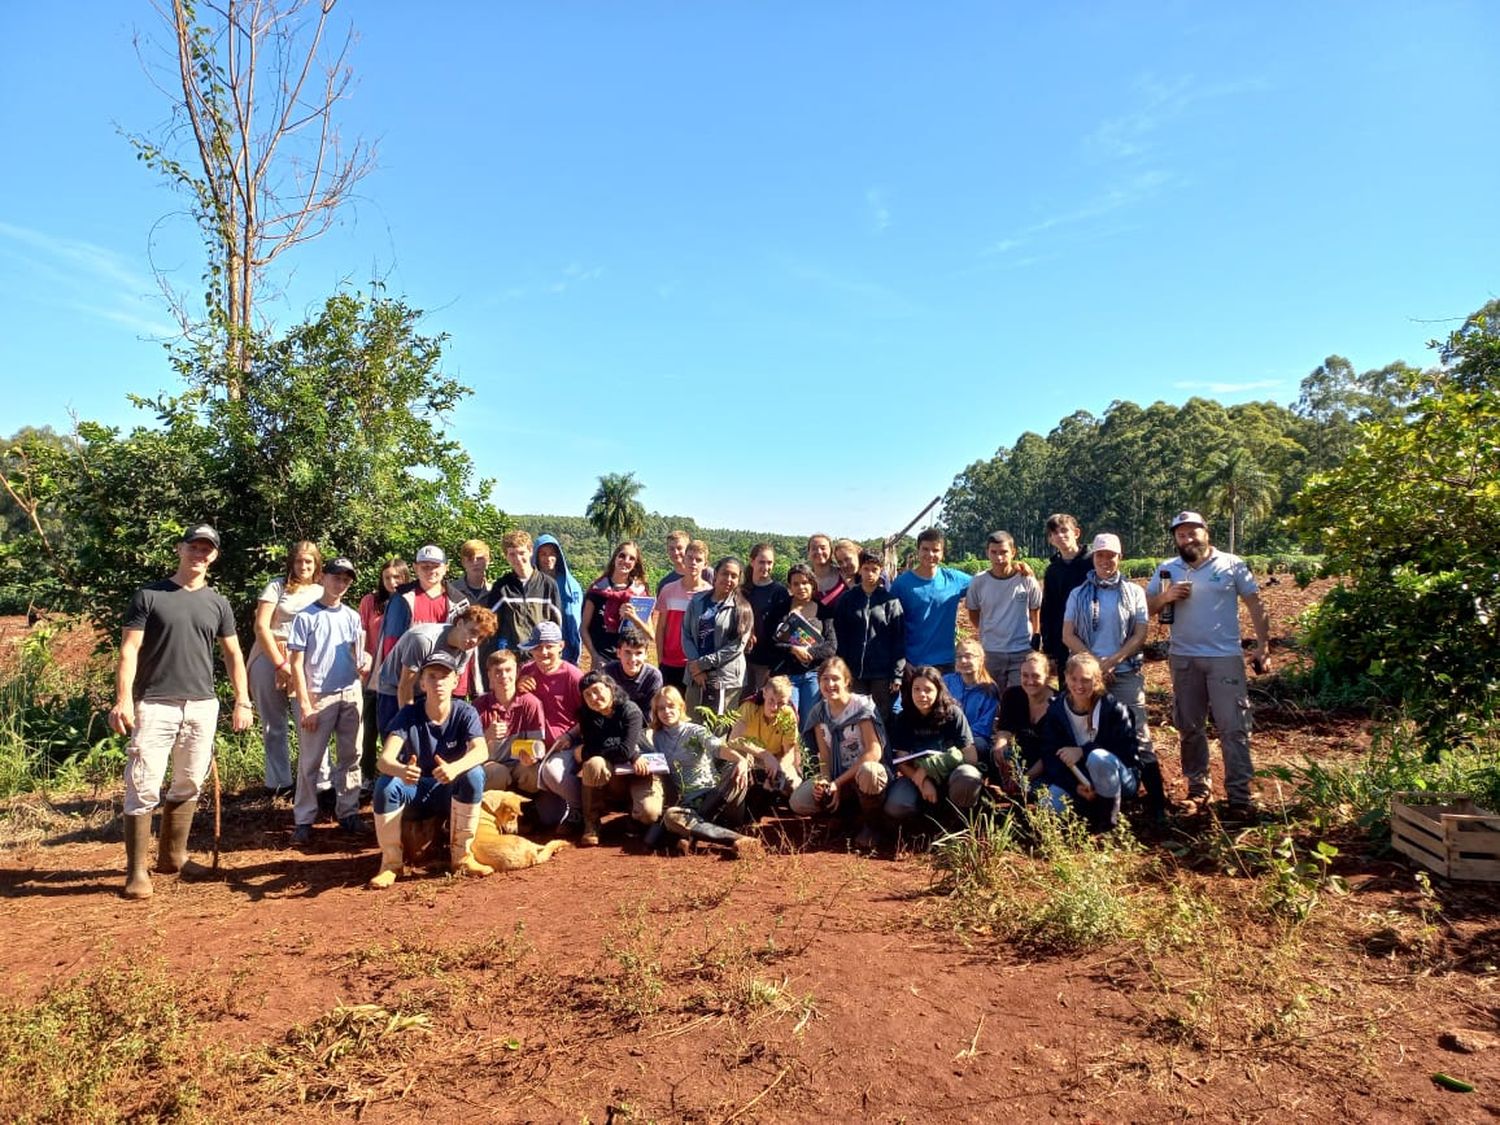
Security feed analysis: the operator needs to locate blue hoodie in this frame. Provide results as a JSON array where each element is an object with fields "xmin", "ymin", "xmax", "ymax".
[{"xmin": 533, "ymin": 533, "xmax": 583, "ymax": 664}]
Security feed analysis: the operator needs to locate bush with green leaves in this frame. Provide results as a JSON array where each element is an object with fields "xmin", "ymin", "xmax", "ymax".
[
  {"xmin": 1292, "ymin": 300, "xmax": 1500, "ymax": 752},
  {"xmin": 1, "ymin": 290, "xmax": 510, "ymax": 638}
]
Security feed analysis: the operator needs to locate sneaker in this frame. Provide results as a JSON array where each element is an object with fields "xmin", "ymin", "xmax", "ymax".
[
  {"xmin": 853, "ymin": 826, "xmax": 879, "ymax": 852},
  {"xmin": 339, "ymin": 815, "xmax": 370, "ymax": 836},
  {"xmin": 291, "ymin": 824, "xmax": 314, "ymax": 846}
]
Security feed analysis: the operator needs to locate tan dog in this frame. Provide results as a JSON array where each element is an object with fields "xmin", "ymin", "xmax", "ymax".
[{"xmin": 473, "ymin": 791, "xmax": 569, "ymax": 871}]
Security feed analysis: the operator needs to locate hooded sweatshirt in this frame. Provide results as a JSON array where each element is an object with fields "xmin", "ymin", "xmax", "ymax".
[{"xmin": 533, "ymin": 533, "xmax": 584, "ymax": 665}]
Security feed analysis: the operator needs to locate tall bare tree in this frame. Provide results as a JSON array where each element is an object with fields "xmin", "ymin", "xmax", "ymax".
[{"xmin": 132, "ymin": 0, "xmax": 375, "ymax": 398}]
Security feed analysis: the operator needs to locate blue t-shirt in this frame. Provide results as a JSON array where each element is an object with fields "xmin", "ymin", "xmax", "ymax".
[
  {"xmin": 386, "ymin": 699, "xmax": 485, "ymax": 777},
  {"xmin": 286, "ymin": 601, "xmax": 362, "ymax": 693},
  {"xmin": 891, "ymin": 567, "xmax": 972, "ymax": 666},
  {"xmin": 1146, "ymin": 550, "xmax": 1259, "ymax": 658}
]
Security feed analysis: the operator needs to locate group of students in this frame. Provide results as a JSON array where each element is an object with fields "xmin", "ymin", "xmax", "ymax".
[{"xmin": 113, "ymin": 511, "xmax": 1271, "ymax": 896}]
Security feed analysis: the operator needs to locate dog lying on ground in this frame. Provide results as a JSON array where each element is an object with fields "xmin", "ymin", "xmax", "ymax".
[{"xmin": 473, "ymin": 791, "xmax": 570, "ymax": 871}]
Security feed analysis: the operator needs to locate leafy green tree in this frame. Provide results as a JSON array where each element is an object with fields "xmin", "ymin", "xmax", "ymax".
[
  {"xmin": 585, "ymin": 472, "xmax": 647, "ymax": 546},
  {"xmin": 0, "ymin": 291, "xmax": 508, "ymax": 635},
  {"xmin": 1292, "ymin": 300, "xmax": 1500, "ymax": 749},
  {"xmin": 1195, "ymin": 447, "xmax": 1277, "ymax": 554}
]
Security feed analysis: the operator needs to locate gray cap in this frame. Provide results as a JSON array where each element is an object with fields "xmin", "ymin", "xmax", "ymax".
[{"xmin": 520, "ymin": 620, "xmax": 564, "ymax": 649}]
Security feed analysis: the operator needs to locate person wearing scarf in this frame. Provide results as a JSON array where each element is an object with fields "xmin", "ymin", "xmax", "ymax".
[{"xmin": 1061, "ymin": 533, "xmax": 1166, "ymax": 820}]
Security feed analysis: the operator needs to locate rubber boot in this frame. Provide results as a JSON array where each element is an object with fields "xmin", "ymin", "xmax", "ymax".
[
  {"xmin": 123, "ymin": 813, "xmax": 155, "ymax": 900},
  {"xmin": 449, "ymin": 799, "xmax": 494, "ymax": 877},
  {"xmin": 156, "ymin": 799, "xmax": 207, "ymax": 878},
  {"xmin": 1138, "ymin": 760, "xmax": 1168, "ymax": 823},
  {"xmin": 854, "ymin": 792, "xmax": 884, "ymax": 851},
  {"xmin": 687, "ymin": 819, "xmax": 763, "ymax": 858},
  {"xmin": 368, "ymin": 810, "xmax": 405, "ymax": 889},
  {"xmin": 579, "ymin": 784, "xmax": 602, "ymax": 848}
]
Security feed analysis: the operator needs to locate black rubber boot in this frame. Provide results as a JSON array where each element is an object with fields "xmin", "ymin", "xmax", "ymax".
[
  {"xmin": 688, "ymin": 820, "xmax": 762, "ymax": 858},
  {"xmin": 1138, "ymin": 760, "xmax": 1168, "ymax": 822}
]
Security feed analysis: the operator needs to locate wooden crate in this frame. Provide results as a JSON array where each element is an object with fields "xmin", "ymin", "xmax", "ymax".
[{"xmin": 1391, "ymin": 792, "xmax": 1500, "ymax": 882}]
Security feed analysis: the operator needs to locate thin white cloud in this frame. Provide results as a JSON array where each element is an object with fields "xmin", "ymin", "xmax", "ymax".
[
  {"xmin": 985, "ymin": 169, "xmax": 1173, "ymax": 255},
  {"xmin": 491, "ymin": 262, "xmax": 606, "ymax": 302},
  {"xmin": 781, "ymin": 257, "xmax": 922, "ymax": 319},
  {"xmin": 0, "ymin": 220, "xmax": 174, "ymax": 337},
  {"xmin": 985, "ymin": 72, "xmax": 1266, "ymax": 260},
  {"xmin": 866, "ymin": 187, "xmax": 890, "ymax": 233},
  {"xmin": 1173, "ymin": 379, "xmax": 1284, "ymax": 394}
]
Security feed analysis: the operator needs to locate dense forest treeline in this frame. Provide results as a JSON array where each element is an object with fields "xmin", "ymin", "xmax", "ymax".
[
  {"xmin": 509, "ymin": 514, "xmax": 883, "ymax": 585},
  {"xmin": 940, "ymin": 356, "xmax": 1418, "ymax": 560}
]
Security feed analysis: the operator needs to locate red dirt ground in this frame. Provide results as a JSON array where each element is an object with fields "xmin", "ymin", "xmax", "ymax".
[{"xmin": 2, "ymin": 581, "xmax": 1499, "ymax": 1122}]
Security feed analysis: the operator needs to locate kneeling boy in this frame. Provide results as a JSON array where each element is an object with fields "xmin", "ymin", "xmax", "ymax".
[{"xmin": 370, "ymin": 651, "xmax": 493, "ymax": 888}]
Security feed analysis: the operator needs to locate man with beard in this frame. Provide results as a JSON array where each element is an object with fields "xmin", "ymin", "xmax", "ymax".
[{"xmin": 1147, "ymin": 511, "xmax": 1270, "ymax": 819}]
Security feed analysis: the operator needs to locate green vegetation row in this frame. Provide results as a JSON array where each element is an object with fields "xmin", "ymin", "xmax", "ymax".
[{"xmin": 941, "ymin": 358, "xmax": 1419, "ymax": 561}]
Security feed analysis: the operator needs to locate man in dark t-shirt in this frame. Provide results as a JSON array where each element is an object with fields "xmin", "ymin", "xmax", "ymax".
[{"xmin": 109, "ymin": 524, "xmax": 253, "ymax": 900}]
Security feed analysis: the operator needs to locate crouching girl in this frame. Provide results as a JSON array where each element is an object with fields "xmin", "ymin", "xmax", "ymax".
[
  {"xmin": 650, "ymin": 687, "xmax": 763, "ymax": 858},
  {"xmin": 788, "ymin": 658, "xmax": 889, "ymax": 851},
  {"xmin": 370, "ymin": 651, "xmax": 493, "ymax": 888},
  {"xmin": 1036, "ymin": 652, "xmax": 1142, "ymax": 833},
  {"xmin": 885, "ymin": 665, "xmax": 985, "ymax": 825},
  {"xmin": 726, "ymin": 675, "xmax": 803, "ymax": 800},
  {"xmin": 546, "ymin": 670, "xmax": 661, "ymax": 847}
]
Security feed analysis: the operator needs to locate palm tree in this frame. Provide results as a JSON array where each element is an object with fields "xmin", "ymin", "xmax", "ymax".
[
  {"xmin": 1195, "ymin": 449, "xmax": 1276, "ymax": 553},
  {"xmin": 585, "ymin": 472, "xmax": 647, "ymax": 545}
]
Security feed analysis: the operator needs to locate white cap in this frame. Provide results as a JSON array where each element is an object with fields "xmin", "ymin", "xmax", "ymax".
[{"xmin": 1089, "ymin": 533, "xmax": 1122, "ymax": 555}]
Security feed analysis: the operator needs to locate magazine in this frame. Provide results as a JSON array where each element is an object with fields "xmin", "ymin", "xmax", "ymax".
[{"xmin": 614, "ymin": 752, "xmax": 670, "ymax": 776}]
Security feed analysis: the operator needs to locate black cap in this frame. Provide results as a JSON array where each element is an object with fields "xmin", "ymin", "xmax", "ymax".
[
  {"xmin": 179, "ymin": 523, "xmax": 221, "ymax": 548},
  {"xmin": 323, "ymin": 556, "xmax": 357, "ymax": 578}
]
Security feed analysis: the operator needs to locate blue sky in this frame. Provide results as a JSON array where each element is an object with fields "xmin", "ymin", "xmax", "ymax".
[{"xmin": 2, "ymin": 2, "xmax": 1496, "ymax": 539}]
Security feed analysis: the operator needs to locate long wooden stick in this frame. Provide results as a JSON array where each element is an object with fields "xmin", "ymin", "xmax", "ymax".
[
  {"xmin": 884, "ymin": 494, "xmax": 942, "ymax": 549},
  {"xmin": 210, "ymin": 752, "xmax": 223, "ymax": 872}
]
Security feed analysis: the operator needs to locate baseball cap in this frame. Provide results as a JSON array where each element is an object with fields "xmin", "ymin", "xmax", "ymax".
[
  {"xmin": 420, "ymin": 649, "xmax": 462, "ymax": 675},
  {"xmin": 1089, "ymin": 533, "xmax": 1122, "ymax": 555},
  {"xmin": 323, "ymin": 556, "xmax": 357, "ymax": 578},
  {"xmin": 520, "ymin": 620, "xmax": 564, "ymax": 649},
  {"xmin": 414, "ymin": 544, "xmax": 446, "ymax": 565},
  {"xmin": 1170, "ymin": 511, "xmax": 1207, "ymax": 530},
  {"xmin": 179, "ymin": 523, "xmax": 221, "ymax": 548}
]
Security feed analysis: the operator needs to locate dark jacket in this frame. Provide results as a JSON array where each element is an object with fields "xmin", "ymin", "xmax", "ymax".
[
  {"xmin": 1036, "ymin": 691, "xmax": 1140, "ymax": 795},
  {"xmin": 770, "ymin": 604, "xmax": 837, "ymax": 678},
  {"xmin": 744, "ymin": 580, "xmax": 792, "ymax": 669},
  {"xmin": 576, "ymin": 698, "xmax": 644, "ymax": 767},
  {"xmin": 832, "ymin": 584, "xmax": 906, "ymax": 682},
  {"xmin": 1041, "ymin": 550, "xmax": 1094, "ymax": 659}
]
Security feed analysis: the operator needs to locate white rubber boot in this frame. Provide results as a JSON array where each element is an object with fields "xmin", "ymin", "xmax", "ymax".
[
  {"xmin": 449, "ymin": 800, "xmax": 494, "ymax": 877},
  {"xmin": 368, "ymin": 809, "xmax": 405, "ymax": 890}
]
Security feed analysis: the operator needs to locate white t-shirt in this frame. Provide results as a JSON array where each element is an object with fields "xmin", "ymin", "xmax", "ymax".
[{"xmin": 965, "ymin": 570, "xmax": 1042, "ymax": 654}]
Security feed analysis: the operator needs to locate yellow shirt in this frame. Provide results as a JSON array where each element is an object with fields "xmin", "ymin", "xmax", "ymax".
[{"xmin": 739, "ymin": 703, "xmax": 799, "ymax": 755}]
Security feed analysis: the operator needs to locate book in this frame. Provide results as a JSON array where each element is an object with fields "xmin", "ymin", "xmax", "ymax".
[
  {"xmin": 891, "ymin": 749, "xmax": 941, "ymax": 766},
  {"xmin": 614, "ymin": 752, "xmax": 669, "ymax": 776},
  {"xmin": 778, "ymin": 610, "xmax": 822, "ymax": 649}
]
